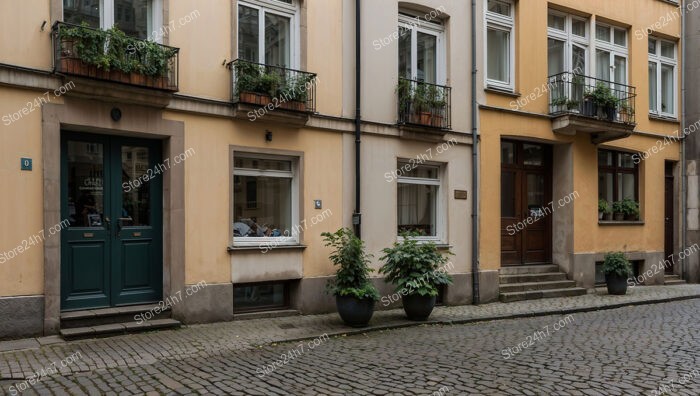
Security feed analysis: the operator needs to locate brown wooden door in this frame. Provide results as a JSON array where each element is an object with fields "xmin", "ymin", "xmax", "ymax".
[
  {"xmin": 664, "ymin": 162, "xmax": 675, "ymax": 273},
  {"xmin": 501, "ymin": 141, "xmax": 553, "ymax": 266}
]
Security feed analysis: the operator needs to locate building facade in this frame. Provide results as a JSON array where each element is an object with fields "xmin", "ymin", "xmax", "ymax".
[
  {"xmin": 0, "ymin": 0, "xmax": 475, "ymax": 339},
  {"xmin": 477, "ymin": 0, "xmax": 684, "ymax": 300},
  {"xmin": 0, "ymin": 0, "xmax": 693, "ymax": 340}
]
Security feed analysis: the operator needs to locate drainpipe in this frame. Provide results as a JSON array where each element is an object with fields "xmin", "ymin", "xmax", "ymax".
[
  {"xmin": 354, "ymin": 0, "xmax": 362, "ymax": 237},
  {"xmin": 681, "ymin": 4, "xmax": 687, "ymax": 281},
  {"xmin": 471, "ymin": 0, "xmax": 480, "ymax": 305}
]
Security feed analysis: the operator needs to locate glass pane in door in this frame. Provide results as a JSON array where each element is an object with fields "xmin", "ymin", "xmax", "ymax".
[
  {"xmin": 265, "ymin": 13, "xmax": 291, "ymax": 67},
  {"xmin": 121, "ymin": 146, "xmax": 151, "ymax": 226},
  {"xmin": 238, "ymin": 6, "xmax": 259, "ymax": 62},
  {"xmin": 114, "ymin": 0, "xmax": 152, "ymax": 39},
  {"xmin": 649, "ymin": 62, "xmax": 658, "ymax": 111},
  {"xmin": 67, "ymin": 141, "xmax": 105, "ymax": 227},
  {"xmin": 614, "ymin": 56, "xmax": 627, "ymax": 85},
  {"xmin": 417, "ymin": 32, "xmax": 437, "ymax": 83},
  {"xmin": 63, "ymin": 0, "xmax": 100, "ymax": 28},
  {"xmin": 526, "ymin": 173, "xmax": 546, "ymax": 219},
  {"xmin": 596, "ymin": 49, "xmax": 610, "ymax": 81},
  {"xmin": 398, "ymin": 26, "xmax": 412, "ymax": 79}
]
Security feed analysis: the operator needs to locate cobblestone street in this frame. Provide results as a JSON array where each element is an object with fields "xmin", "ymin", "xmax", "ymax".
[{"xmin": 0, "ymin": 298, "xmax": 698, "ymax": 395}]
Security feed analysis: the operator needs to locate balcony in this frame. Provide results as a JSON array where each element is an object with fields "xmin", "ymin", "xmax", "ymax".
[
  {"xmin": 52, "ymin": 22, "xmax": 179, "ymax": 102},
  {"xmin": 230, "ymin": 59, "xmax": 317, "ymax": 125},
  {"xmin": 548, "ymin": 72, "xmax": 636, "ymax": 144},
  {"xmin": 397, "ymin": 78, "xmax": 452, "ymax": 135}
]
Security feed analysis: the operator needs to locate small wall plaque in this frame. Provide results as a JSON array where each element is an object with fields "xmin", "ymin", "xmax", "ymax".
[
  {"xmin": 454, "ymin": 190, "xmax": 468, "ymax": 200},
  {"xmin": 20, "ymin": 158, "xmax": 32, "ymax": 171},
  {"xmin": 314, "ymin": 200, "xmax": 322, "ymax": 209}
]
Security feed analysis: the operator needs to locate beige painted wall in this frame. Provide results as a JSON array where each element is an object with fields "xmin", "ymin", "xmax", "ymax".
[
  {"xmin": 0, "ymin": 88, "xmax": 50, "ymax": 296},
  {"xmin": 0, "ymin": 0, "xmax": 52, "ymax": 71}
]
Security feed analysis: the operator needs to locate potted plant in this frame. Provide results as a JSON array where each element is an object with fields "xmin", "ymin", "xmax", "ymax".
[
  {"xmin": 378, "ymin": 233, "xmax": 453, "ymax": 321},
  {"xmin": 427, "ymin": 85, "xmax": 447, "ymax": 128},
  {"xmin": 619, "ymin": 102, "xmax": 635, "ymax": 123},
  {"xmin": 612, "ymin": 201, "xmax": 625, "ymax": 221},
  {"xmin": 235, "ymin": 61, "xmax": 263, "ymax": 104},
  {"xmin": 322, "ymin": 228, "xmax": 379, "ymax": 327},
  {"xmin": 397, "ymin": 78, "xmax": 412, "ymax": 121},
  {"xmin": 620, "ymin": 198, "xmax": 640, "ymax": 221},
  {"xmin": 551, "ymin": 96, "xmax": 568, "ymax": 113},
  {"xmin": 602, "ymin": 252, "xmax": 633, "ymax": 295},
  {"xmin": 412, "ymin": 82, "xmax": 431, "ymax": 125},
  {"xmin": 598, "ymin": 199, "xmax": 612, "ymax": 220},
  {"xmin": 566, "ymin": 99, "xmax": 580, "ymax": 113},
  {"xmin": 582, "ymin": 89, "xmax": 597, "ymax": 117}
]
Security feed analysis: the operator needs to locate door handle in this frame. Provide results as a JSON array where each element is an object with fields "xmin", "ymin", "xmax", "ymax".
[{"xmin": 104, "ymin": 217, "xmax": 111, "ymax": 230}]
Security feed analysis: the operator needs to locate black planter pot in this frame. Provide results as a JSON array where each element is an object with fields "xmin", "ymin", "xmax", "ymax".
[
  {"xmin": 605, "ymin": 273, "xmax": 629, "ymax": 295},
  {"xmin": 605, "ymin": 106, "xmax": 617, "ymax": 121},
  {"xmin": 336, "ymin": 295, "xmax": 375, "ymax": 327},
  {"xmin": 402, "ymin": 294, "xmax": 436, "ymax": 321},
  {"xmin": 583, "ymin": 98, "xmax": 597, "ymax": 117},
  {"xmin": 613, "ymin": 212, "xmax": 625, "ymax": 221}
]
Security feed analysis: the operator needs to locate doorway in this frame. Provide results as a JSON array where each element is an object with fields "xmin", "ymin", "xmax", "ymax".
[
  {"xmin": 500, "ymin": 140, "xmax": 553, "ymax": 266},
  {"xmin": 60, "ymin": 132, "xmax": 163, "ymax": 311},
  {"xmin": 664, "ymin": 161, "xmax": 675, "ymax": 274}
]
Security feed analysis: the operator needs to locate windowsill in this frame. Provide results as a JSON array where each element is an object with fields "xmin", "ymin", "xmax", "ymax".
[
  {"xmin": 648, "ymin": 113, "xmax": 679, "ymax": 123},
  {"xmin": 485, "ymin": 86, "xmax": 520, "ymax": 98},
  {"xmin": 598, "ymin": 220, "xmax": 644, "ymax": 226},
  {"xmin": 227, "ymin": 244, "xmax": 307, "ymax": 252}
]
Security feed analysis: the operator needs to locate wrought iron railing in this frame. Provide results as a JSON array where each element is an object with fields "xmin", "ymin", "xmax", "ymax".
[
  {"xmin": 52, "ymin": 21, "xmax": 179, "ymax": 91},
  {"xmin": 230, "ymin": 59, "xmax": 317, "ymax": 113},
  {"xmin": 397, "ymin": 78, "xmax": 452, "ymax": 130},
  {"xmin": 548, "ymin": 72, "xmax": 636, "ymax": 125}
]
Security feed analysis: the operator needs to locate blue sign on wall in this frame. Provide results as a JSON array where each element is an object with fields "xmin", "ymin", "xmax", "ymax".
[{"xmin": 20, "ymin": 158, "xmax": 32, "ymax": 171}]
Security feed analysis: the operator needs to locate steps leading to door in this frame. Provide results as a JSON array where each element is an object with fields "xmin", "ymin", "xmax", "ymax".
[
  {"xmin": 664, "ymin": 274, "xmax": 686, "ymax": 286},
  {"xmin": 60, "ymin": 304, "xmax": 181, "ymax": 340},
  {"xmin": 499, "ymin": 265, "xmax": 586, "ymax": 303}
]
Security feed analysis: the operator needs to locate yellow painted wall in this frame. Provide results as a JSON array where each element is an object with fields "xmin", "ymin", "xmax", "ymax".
[
  {"xmin": 0, "ymin": 0, "xmax": 52, "ymax": 71},
  {"xmin": 479, "ymin": 0, "xmax": 682, "ymax": 269},
  {"xmin": 0, "ymin": 88, "xmax": 48, "ymax": 296}
]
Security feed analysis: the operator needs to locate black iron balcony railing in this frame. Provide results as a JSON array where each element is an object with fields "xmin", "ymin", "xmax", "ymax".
[
  {"xmin": 230, "ymin": 59, "xmax": 317, "ymax": 113},
  {"xmin": 548, "ymin": 72, "xmax": 636, "ymax": 125},
  {"xmin": 52, "ymin": 21, "xmax": 179, "ymax": 91},
  {"xmin": 397, "ymin": 78, "xmax": 452, "ymax": 130}
]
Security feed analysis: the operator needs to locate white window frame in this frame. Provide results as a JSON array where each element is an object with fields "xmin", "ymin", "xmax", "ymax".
[
  {"xmin": 237, "ymin": 0, "xmax": 300, "ymax": 69},
  {"xmin": 232, "ymin": 152, "xmax": 300, "ymax": 248},
  {"xmin": 64, "ymin": 0, "xmax": 163, "ymax": 42},
  {"xmin": 547, "ymin": 10, "xmax": 589, "ymax": 75},
  {"xmin": 594, "ymin": 23, "xmax": 628, "ymax": 86},
  {"xmin": 648, "ymin": 37, "xmax": 678, "ymax": 118},
  {"xmin": 485, "ymin": 0, "xmax": 515, "ymax": 91},
  {"xmin": 396, "ymin": 161, "xmax": 445, "ymax": 243},
  {"xmin": 397, "ymin": 12, "xmax": 446, "ymax": 85}
]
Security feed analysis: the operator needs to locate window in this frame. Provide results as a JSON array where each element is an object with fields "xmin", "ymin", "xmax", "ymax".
[
  {"xmin": 232, "ymin": 153, "xmax": 299, "ymax": 247},
  {"xmin": 486, "ymin": 0, "xmax": 514, "ymax": 90},
  {"xmin": 233, "ymin": 282, "xmax": 289, "ymax": 312},
  {"xmin": 547, "ymin": 10, "xmax": 588, "ymax": 76},
  {"xmin": 595, "ymin": 23, "xmax": 628, "ymax": 87},
  {"xmin": 397, "ymin": 162, "xmax": 442, "ymax": 240},
  {"xmin": 648, "ymin": 38, "xmax": 677, "ymax": 117},
  {"xmin": 397, "ymin": 12, "xmax": 445, "ymax": 84},
  {"xmin": 63, "ymin": 0, "xmax": 160, "ymax": 40},
  {"xmin": 238, "ymin": 0, "xmax": 297, "ymax": 68},
  {"xmin": 598, "ymin": 149, "xmax": 638, "ymax": 205}
]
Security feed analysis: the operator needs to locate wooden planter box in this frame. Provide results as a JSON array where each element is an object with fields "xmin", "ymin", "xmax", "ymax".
[{"xmin": 239, "ymin": 92, "xmax": 272, "ymax": 106}]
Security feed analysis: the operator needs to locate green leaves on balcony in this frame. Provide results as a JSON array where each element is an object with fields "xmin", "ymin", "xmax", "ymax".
[
  {"xmin": 234, "ymin": 60, "xmax": 315, "ymax": 103},
  {"xmin": 58, "ymin": 22, "xmax": 176, "ymax": 77}
]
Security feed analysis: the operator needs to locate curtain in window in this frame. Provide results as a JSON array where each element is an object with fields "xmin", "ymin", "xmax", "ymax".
[
  {"xmin": 265, "ymin": 13, "xmax": 290, "ymax": 67},
  {"xmin": 398, "ymin": 26, "xmax": 412, "ymax": 79},
  {"xmin": 417, "ymin": 32, "xmax": 436, "ymax": 84},
  {"xmin": 547, "ymin": 39, "xmax": 565, "ymax": 76},
  {"xmin": 398, "ymin": 184, "xmax": 436, "ymax": 236},
  {"xmin": 614, "ymin": 56, "xmax": 627, "ymax": 85},
  {"xmin": 661, "ymin": 64, "xmax": 674, "ymax": 113},
  {"xmin": 596, "ymin": 50, "xmax": 610, "ymax": 81},
  {"xmin": 649, "ymin": 62, "xmax": 658, "ymax": 111},
  {"xmin": 238, "ymin": 6, "xmax": 259, "ymax": 62},
  {"xmin": 487, "ymin": 28, "xmax": 509, "ymax": 83}
]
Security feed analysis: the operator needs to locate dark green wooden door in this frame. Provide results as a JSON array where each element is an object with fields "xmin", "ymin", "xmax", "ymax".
[{"xmin": 61, "ymin": 133, "xmax": 163, "ymax": 311}]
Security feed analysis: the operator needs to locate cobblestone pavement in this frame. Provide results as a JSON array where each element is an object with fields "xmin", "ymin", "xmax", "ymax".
[{"xmin": 0, "ymin": 286, "xmax": 699, "ymax": 395}]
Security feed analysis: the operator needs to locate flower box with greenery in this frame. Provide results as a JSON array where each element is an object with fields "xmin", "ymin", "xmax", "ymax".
[
  {"xmin": 551, "ymin": 96, "xmax": 568, "ymax": 113},
  {"xmin": 598, "ymin": 199, "xmax": 612, "ymax": 220},
  {"xmin": 587, "ymin": 82, "xmax": 620, "ymax": 121},
  {"xmin": 57, "ymin": 22, "xmax": 177, "ymax": 90},
  {"xmin": 615, "ymin": 198, "xmax": 640, "ymax": 221},
  {"xmin": 322, "ymin": 228, "xmax": 379, "ymax": 327},
  {"xmin": 602, "ymin": 252, "xmax": 633, "ymax": 295},
  {"xmin": 234, "ymin": 61, "xmax": 314, "ymax": 112},
  {"xmin": 397, "ymin": 80, "xmax": 448, "ymax": 128},
  {"xmin": 378, "ymin": 233, "xmax": 453, "ymax": 321},
  {"xmin": 612, "ymin": 201, "xmax": 625, "ymax": 221}
]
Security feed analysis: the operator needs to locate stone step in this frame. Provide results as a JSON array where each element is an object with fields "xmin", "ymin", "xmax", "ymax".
[
  {"xmin": 499, "ymin": 272, "xmax": 568, "ymax": 284},
  {"xmin": 664, "ymin": 279, "xmax": 687, "ymax": 286},
  {"xmin": 499, "ymin": 264, "xmax": 560, "ymax": 275},
  {"xmin": 664, "ymin": 274, "xmax": 681, "ymax": 281},
  {"xmin": 499, "ymin": 287, "xmax": 587, "ymax": 303},
  {"xmin": 60, "ymin": 303, "xmax": 172, "ymax": 329},
  {"xmin": 60, "ymin": 319, "xmax": 181, "ymax": 340},
  {"xmin": 499, "ymin": 280, "xmax": 577, "ymax": 293}
]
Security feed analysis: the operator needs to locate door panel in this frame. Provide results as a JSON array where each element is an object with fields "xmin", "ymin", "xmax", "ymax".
[
  {"xmin": 61, "ymin": 133, "xmax": 162, "ymax": 311},
  {"xmin": 664, "ymin": 162, "xmax": 675, "ymax": 273},
  {"xmin": 501, "ymin": 140, "xmax": 552, "ymax": 266}
]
